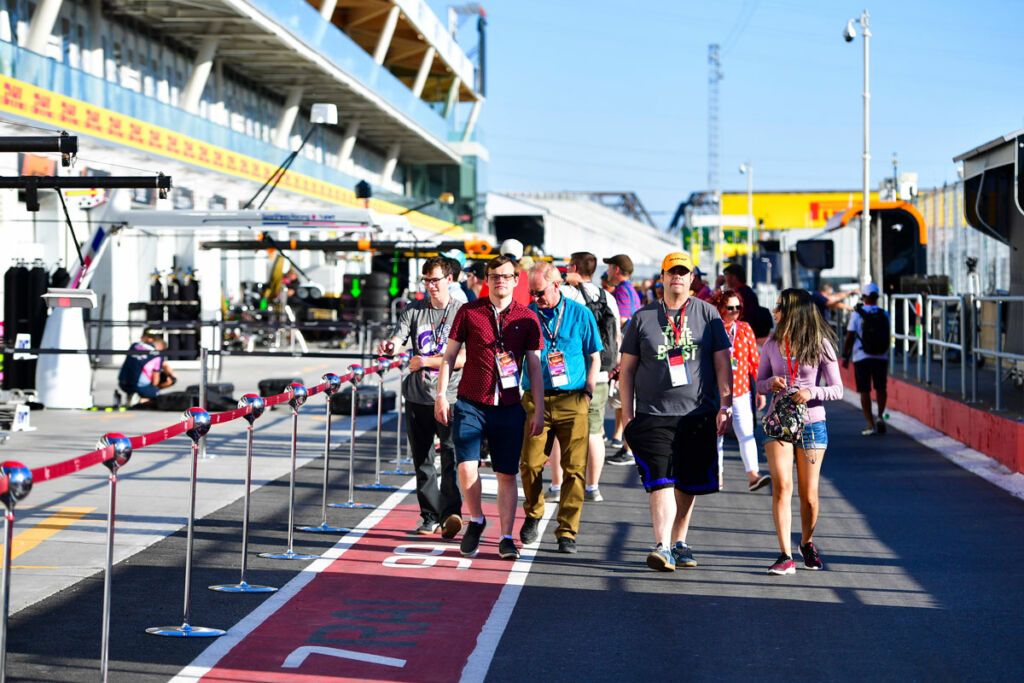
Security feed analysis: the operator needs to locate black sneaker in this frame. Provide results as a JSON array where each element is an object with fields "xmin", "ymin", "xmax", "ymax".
[
  {"xmin": 605, "ymin": 446, "xmax": 634, "ymax": 466},
  {"xmin": 876, "ymin": 418, "xmax": 887, "ymax": 434},
  {"xmin": 519, "ymin": 516, "xmax": 540, "ymax": 545},
  {"xmin": 460, "ymin": 518, "xmax": 487, "ymax": 556},
  {"xmin": 557, "ymin": 536, "xmax": 577, "ymax": 554},
  {"xmin": 498, "ymin": 537, "xmax": 520, "ymax": 560},
  {"xmin": 799, "ymin": 541, "xmax": 824, "ymax": 570}
]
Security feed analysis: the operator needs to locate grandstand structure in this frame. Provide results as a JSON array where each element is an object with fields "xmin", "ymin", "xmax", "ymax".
[{"xmin": 0, "ymin": 0, "xmax": 486, "ymax": 346}]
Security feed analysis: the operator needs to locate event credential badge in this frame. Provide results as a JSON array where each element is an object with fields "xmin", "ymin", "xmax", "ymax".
[
  {"xmin": 547, "ymin": 351, "xmax": 568, "ymax": 388},
  {"xmin": 496, "ymin": 351, "xmax": 519, "ymax": 389},
  {"xmin": 666, "ymin": 347, "xmax": 689, "ymax": 387}
]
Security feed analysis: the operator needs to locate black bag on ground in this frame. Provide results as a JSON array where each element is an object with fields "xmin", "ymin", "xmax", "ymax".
[
  {"xmin": 153, "ymin": 391, "xmax": 194, "ymax": 411},
  {"xmin": 575, "ymin": 283, "xmax": 619, "ymax": 372},
  {"xmin": 331, "ymin": 387, "xmax": 397, "ymax": 415}
]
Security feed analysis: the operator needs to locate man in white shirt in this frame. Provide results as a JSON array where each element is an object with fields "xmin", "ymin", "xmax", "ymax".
[
  {"xmin": 561, "ymin": 251, "xmax": 622, "ymax": 502},
  {"xmin": 842, "ymin": 283, "xmax": 890, "ymax": 436}
]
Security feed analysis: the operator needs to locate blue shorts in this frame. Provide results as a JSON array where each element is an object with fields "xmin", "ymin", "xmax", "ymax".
[
  {"xmin": 451, "ymin": 398, "xmax": 527, "ymax": 475},
  {"xmin": 797, "ymin": 420, "xmax": 828, "ymax": 450}
]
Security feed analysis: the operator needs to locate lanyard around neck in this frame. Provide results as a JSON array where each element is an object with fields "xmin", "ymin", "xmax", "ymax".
[
  {"xmin": 539, "ymin": 296, "xmax": 565, "ymax": 345},
  {"xmin": 662, "ymin": 299, "xmax": 689, "ymax": 345},
  {"xmin": 784, "ymin": 339, "xmax": 799, "ymax": 386}
]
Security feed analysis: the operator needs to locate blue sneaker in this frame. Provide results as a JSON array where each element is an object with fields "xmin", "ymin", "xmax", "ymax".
[
  {"xmin": 671, "ymin": 541, "xmax": 697, "ymax": 568},
  {"xmin": 646, "ymin": 543, "xmax": 676, "ymax": 572}
]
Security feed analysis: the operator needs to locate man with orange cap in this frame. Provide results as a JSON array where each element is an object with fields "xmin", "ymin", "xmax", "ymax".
[{"xmin": 619, "ymin": 252, "xmax": 733, "ymax": 572}]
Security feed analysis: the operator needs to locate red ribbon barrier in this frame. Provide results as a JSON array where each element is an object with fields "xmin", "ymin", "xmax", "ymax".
[
  {"xmin": 263, "ymin": 391, "xmax": 292, "ymax": 407},
  {"xmin": 210, "ymin": 405, "xmax": 253, "ymax": 425},
  {"xmin": 7, "ymin": 365, "xmax": 392, "ymax": 488},
  {"xmin": 31, "ymin": 445, "xmax": 113, "ymax": 484}
]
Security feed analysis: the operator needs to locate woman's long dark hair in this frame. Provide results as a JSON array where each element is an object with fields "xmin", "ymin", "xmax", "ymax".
[{"xmin": 771, "ymin": 288, "xmax": 837, "ymax": 366}]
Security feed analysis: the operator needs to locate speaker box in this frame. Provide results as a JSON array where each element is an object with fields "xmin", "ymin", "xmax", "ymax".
[{"xmin": 331, "ymin": 387, "xmax": 397, "ymax": 415}]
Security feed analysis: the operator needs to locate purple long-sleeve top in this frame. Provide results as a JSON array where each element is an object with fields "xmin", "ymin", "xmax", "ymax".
[{"xmin": 756, "ymin": 338, "xmax": 844, "ymax": 424}]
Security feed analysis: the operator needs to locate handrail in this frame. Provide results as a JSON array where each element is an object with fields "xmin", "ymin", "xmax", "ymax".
[
  {"xmin": 888, "ymin": 293, "xmax": 923, "ymax": 381},
  {"xmin": 971, "ymin": 295, "xmax": 1024, "ymax": 410},
  {"xmin": 923, "ymin": 295, "xmax": 967, "ymax": 399}
]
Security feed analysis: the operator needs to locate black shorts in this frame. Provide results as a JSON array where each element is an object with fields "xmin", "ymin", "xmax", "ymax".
[
  {"xmin": 623, "ymin": 412, "xmax": 719, "ymax": 495},
  {"xmin": 854, "ymin": 358, "xmax": 888, "ymax": 393}
]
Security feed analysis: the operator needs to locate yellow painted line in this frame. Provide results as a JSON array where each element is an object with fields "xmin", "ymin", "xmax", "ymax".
[
  {"xmin": 300, "ymin": 363, "xmax": 329, "ymax": 373},
  {"xmin": 1, "ymin": 507, "xmax": 95, "ymax": 560},
  {"xmin": 12, "ymin": 566, "xmax": 57, "ymax": 570}
]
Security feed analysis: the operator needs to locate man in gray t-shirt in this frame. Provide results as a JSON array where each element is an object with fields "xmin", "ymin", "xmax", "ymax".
[
  {"xmin": 620, "ymin": 252, "xmax": 733, "ymax": 573},
  {"xmin": 378, "ymin": 257, "xmax": 466, "ymax": 538}
]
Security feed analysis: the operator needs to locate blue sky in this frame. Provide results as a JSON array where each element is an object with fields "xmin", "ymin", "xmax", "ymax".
[{"xmin": 433, "ymin": 1, "xmax": 1024, "ymax": 228}]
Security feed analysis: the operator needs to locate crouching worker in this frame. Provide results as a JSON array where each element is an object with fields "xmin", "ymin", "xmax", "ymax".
[{"xmin": 118, "ymin": 333, "xmax": 177, "ymax": 404}]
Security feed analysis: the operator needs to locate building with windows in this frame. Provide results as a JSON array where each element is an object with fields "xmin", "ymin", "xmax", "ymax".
[{"xmin": 0, "ymin": 0, "xmax": 486, "ymax": 350}]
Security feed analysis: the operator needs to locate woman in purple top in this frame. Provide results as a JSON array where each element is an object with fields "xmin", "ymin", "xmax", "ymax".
[{"xmin": 756, "ymin": 289, "xmax": 843, "ymax": 576}]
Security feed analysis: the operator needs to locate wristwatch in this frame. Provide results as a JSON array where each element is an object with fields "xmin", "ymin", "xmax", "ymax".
[{"xmin": 583, "ymin": 388, "xmax": 594, "ymax": 399}]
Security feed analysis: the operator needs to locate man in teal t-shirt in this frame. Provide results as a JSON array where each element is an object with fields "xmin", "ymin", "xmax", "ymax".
[{"xmin": 519, "ymin": 262, "xmax": 602, "ymax": 555}]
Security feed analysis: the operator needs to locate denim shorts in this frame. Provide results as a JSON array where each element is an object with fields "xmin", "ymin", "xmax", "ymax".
[
  {"xmin": 797, "ymin": 420, "xmax": 828, "ymax": 450},
  {"xmin": 451, "ymin": 398, "xmax": 527, "ymax": 475}
]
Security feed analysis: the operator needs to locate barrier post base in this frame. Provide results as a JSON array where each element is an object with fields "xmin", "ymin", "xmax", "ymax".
[
  {"xmin": 354, "ymin": 483, "xmax": 399, "ymax": 492},
  {"xmin": 329, "ymin": 501, "xmax": 375, "ymax": 510},
  {"xmin": 297, "ymin": 522, "xmax": 351, "ymax": 533},
  {"xmin": 209, "ymin": 581, "xmax": 277, "ymax": 593},
  {"xmin": 146, "ymin": 623, "xmax": 225, "ymax": 637},
  {"xmin": 258, "ymin": 549, "xmax": 319, "ymax": 561},
  {"xmin": 380, "ymin": 467, "xmax": 411, "ymax": 475}
]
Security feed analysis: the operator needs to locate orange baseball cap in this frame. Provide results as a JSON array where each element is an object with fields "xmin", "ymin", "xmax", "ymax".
[{"xmin": 661, "ymin": 252, "xmax": 694, "ymax": 273}]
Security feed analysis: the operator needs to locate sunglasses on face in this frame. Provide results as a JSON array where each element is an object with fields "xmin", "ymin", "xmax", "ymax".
[
  {"xmin": 723, "ymin": 305, "xmax": 741, "ymax": 311},
  {"xmin": 529, "ymin": 286, "xmax": 551, "ymax": 298}
]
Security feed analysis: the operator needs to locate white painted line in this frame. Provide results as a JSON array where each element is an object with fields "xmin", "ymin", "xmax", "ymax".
[
  {"xmin": 841, "ymin": 393, "xmax": 1024, "ymax": 500},
  {"xmin": 459, "ymin": 502, "xmax": 557, "ymax": 683},
  {"xmin": 169, "ymin": 477, "xmax": 417, "ymax": 683},
  {"xmin": 281, "ymin": 645, "xmax": 406, "ymax": 669}
]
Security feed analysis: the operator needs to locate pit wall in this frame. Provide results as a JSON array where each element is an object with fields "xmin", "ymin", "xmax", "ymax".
[{"xmin": 838, "ymin": 365, "xmax": 1024, "ymax": 475}]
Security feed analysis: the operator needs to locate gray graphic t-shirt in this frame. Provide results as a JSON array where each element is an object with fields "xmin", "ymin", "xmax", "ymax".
[
  {"xmin": 391, "ymin": 298, "xmax": 463, "ymax": 405},
  {"xmin": 620, "ymin": 297, "xmax": 730, "ymax": 416}
]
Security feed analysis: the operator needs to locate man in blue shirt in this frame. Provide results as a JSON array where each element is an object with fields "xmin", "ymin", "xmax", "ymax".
[{"xmin": 519, "ymin": 262, "xmax": 602, "ymax": 554}]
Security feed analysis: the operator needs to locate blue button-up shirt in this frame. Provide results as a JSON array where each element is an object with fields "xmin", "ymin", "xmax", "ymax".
[{"xmin": 524, "ymin": 294, "xmax": 602, "ymax": 391}]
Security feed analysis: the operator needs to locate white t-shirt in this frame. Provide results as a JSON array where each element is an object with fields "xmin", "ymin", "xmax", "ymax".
[{"xmin": 846, "ymin": 305, "xmax": 889, "ymax": 362}]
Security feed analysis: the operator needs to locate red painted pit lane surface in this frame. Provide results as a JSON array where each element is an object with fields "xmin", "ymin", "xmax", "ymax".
[{"xmin": 194, "ymin": 502, "xmax": 528, "ymax": 682}]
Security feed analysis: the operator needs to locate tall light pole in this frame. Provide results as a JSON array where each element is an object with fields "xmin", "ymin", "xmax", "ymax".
[
  {"xmin": 739, "ymin": 161, "xmax": 753, "ymax": 279},
  {"xmin": 844, "ymin": 10, "xmax": 871, "ymax": 287}
]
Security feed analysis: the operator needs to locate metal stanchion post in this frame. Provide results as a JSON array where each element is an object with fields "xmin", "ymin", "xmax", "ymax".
[
  {"xmin": 355, "ymin": 359, "xmax": 399, "ymax": 492},
  {"xmin": 298, "ymin": 374, "xmax": 351, "ymax": 533},
  {"xmin": 210, "ymin": 395, "xmax": 277, "ymax": 593},
  {"xmin": 0, "ymin": 462, "xmax": 33, "ymax": 683},
  {"xmin": 199, "ymin": 346, "xmax": 212, "ymax": 459},
  {"xmin": 147, "ymin": 408, "xmax": 224, "ymax": 637},
  {"xmin": 259, "ymin": 384, "xmax": 318, "ymax": 561},
  {"xmin": 382, "ymin": 354, "xmax": 411, "ymax": 475},
  {"xmin": 98, "ymin": 434, "xmax": 132, "ymax": 682},
  {"xmin": 330, "ymin": 365, "xmax": 374, "ymax": 509}
]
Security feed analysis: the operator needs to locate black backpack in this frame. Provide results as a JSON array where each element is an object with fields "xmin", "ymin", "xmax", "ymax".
[
  {"xmin": 575, "ymin": 283, "xmax": 619, "ymax": 372},
  {"xmin": 855, "ymin": 304, "xmax": 890, "ymax": 355}
]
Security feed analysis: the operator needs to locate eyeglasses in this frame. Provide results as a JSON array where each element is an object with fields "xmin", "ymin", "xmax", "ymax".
[
  {"xmin": 529, "ymin": 286, "xmax": 551, "ymax": 298},
  {"xmin": 421, "ymin": 277, "xmax": 445, "ymax": 285},
  {"xmin": 723, "ymin": 305, "xmax": 741, "ymax": 311},
  {"xmin": 773, "ymin": 304, "xmax": 781, "ymax": 311},
  {"xmin": 488, "ymin": 273, "xmax": 516, "ymax": 282}
]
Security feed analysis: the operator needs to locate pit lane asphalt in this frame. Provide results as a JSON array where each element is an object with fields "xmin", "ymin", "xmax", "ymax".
[{"xmin": 2, "ymin": 362, "xmax": 1023, "ymax": 681}]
